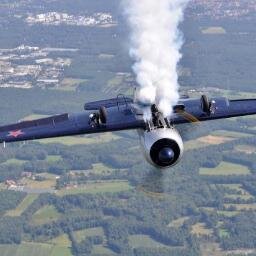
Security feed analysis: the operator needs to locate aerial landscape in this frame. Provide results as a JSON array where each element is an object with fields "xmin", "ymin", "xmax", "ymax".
[{"xmin": 0, "ymin": 0, "xmax": 256, "ymax": 256}]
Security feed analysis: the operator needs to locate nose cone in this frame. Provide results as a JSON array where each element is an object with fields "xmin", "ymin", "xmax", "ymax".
[{"xmin": 158, "ymin": 147, "xmax": 175, "ymax": 165}]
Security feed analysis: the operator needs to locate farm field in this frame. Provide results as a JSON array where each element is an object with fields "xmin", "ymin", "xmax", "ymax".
[
  {"xmin": 89, "ymin": 163, "xmax": 117, "ymax": 175},
  {"xmin": 201, "ymin": 26, "xmax": 226, "ymax": 34},
  {"xmin": 57, "ymin": 180, "xmax": 132, "ymax": 196},
  {"xmin": 5, "ymin": 194, "xmax": 38, "ymax": 216},
  {"xmin": 59, "ymin": 78, "xmax": 87, "ymax": 91},
  {"xmin": 92, "ymin": 245, "xmax": 116, "ymax": 255},
  {"xmin": 128, "ymin": 234, "xmax": 172, "ymax": 249},
  {"xmin": 199, "ymin": 162, "xmax": 251, "ymax": 176},
  {"xmin": 219, "ymin": 184, "xmax": 248, "ymax": 192},
  {"xmin": 217, "ymin": 210, "xmax": 239, "ymax": 217},
  {"xmin": 200, "ymin": 242, "xmax": 256, "ymax": 256},
  {"xmin": 168, "ymin": 216, "xmax": 190, "ymax": 228},
  {"xmin": 185, "ymin": 126, "xmax": 253, "ymax": 151},
  {"xmin": 1, "ymin": 158, "xmax": 27, "ymax": 166},
  {"xmin": 31, "ymin": 205, "xmax": 62, "ymax": 225},
  {"xmin": 46, "ymin": 155, "xmax": 63, "ymax": 162},
  {"xmin": 191, "ymin": 223, "xmax": 213, "ymax": 237},
  {"xmin": 185, "ymin": 135, "xmax": 233, "ymax": 150},
  {"xmin": 74, "ymin": 227, "xmax": 105, "ymax": 243},
  {"xmin": 50, "ymin": 246, "xmax": 72, "ymax": 256},
  {"xmin": 73, "ymin": 227, "xmax": 117, "ymax": 255},
  {"xmin": 104, "ymin": 72, "xmax": 131, "ymax": 94},
  {"xmin": 201, "ymin": 207, "xmax": 240, "ymax": 218},
  {"xmin": 197, "ymin": 135, "xmax": 233, "ymax": 145},
  {"xmin": 0, "ymin": 243, "xmax": 52, "ymax": 256},
  {"xmin": 235, "ymin": 144, "xmax": 256, "ymax": 154},
  {"xmin": 39, "ymin": 133, "xmax": 120, "ymax": 146},
  {"xmin": 48, "ymin": 234, "xmax": 72, "ymax": 247},
  {"xmin": 218, "ymin": 228, "xmax": 230, "ymax": 239},
  {"xmin": 1, "ymin": 155, "xmax": 62, "ymax": 166},
  {"xmin": 211, "ymin": 130, "xmax": 253, "ymax": 139},
  {"xmin": 224, "ymin": 203, "xmax": 256, "ymax": 211},
  {"xmin": 0, "ymin": 242, "xmax": 72, "ymax": 256},
  {"xmin": 224, "ymin": 194, "xmax": 253, "ymax": 200},
  {"xmin": 217, "ymin": 184, "xmax": 254, "ymax": 200},
  {"xmin": 21, "ymin": 176, "xmax": 56, "ymax": 190}
]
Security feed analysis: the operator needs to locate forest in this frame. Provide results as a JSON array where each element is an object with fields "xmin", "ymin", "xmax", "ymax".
[{"xmin": 0, "ymin": 0, "xmax": 255, "ymax": 255}]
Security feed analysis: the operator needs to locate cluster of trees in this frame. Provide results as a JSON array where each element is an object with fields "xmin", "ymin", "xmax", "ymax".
[
  {"xmin": 0, "ymin": 191, "xmax": 26, "ymax": 215},
  {"xmin": 0, "ymin": 1, "xmax": 255, "ymax": 254},
  {"xmin": 0, "ymin": 115, "xmax": 255, "ymax": 255},
  {"xmin": 221, "ymin": 212, "xmax": 256, "ymax": 250}
]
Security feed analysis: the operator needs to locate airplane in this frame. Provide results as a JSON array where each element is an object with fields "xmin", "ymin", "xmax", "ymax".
[{"xmin": 0, "ymin": 94, "xmax": 255, "ymax": 168}]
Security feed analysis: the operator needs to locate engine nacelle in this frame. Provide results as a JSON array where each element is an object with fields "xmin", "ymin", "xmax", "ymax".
[{"xmin": 139, "ymin": 128, "xmax": 184, "ymax": 168}]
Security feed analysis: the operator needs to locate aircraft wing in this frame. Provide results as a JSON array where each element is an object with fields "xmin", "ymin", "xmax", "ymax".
[
  {"xmin": 172, "ymin": 98, "xmax": 256, "ymax": 124},
  {"xmin": 0, "ymin": 106, "xmax": 145, "ymax": 144},
  {"xmin": 0, "ymin": 96, "xmax": 255, "ymax": 144}
]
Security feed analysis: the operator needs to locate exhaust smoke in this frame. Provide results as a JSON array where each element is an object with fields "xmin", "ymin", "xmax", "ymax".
[{"xmin": 123, "ymin": 0, "xmax": 190, "ymax": 118}]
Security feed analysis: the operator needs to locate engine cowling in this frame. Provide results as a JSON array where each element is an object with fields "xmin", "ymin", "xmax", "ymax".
[{"xmin": 139, "ymin": 128, "xmax": 184, "ymax": 168}]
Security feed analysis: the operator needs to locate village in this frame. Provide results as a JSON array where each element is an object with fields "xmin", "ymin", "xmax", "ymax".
[
  {"xmin": 26, "ymin": 12, "xmax": 116, "ymax": 27},
  {"xmin": 0, "ymin": 45, "xmax": 76, "ymax": 89},
  {"xmin": 189, "ymin": 0, "xmax": 256, "ymax": 19}
]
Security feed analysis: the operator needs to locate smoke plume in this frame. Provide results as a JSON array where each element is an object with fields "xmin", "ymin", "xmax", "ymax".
[{"xmin": 123, "ymin": 0, "xmax": 190, "ymax": 118}]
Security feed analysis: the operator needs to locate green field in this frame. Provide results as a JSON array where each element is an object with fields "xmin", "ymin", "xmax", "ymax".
[
  {"xmin": 58, "ymin": 78, "xmax": 87, "ymax": 91},
  {"xmin": 0, "ymin": 242, "xmax": 72, "ymax": 256},
  {"xmin": 98, "ymin": 53, "xmax": 115, "ymax": 59},
  {"xmin": 73, "ymin": 227, "xmax": 117, "ymax": 255},
  {"xmin": 224, "ymin": 203, "xmax": 256, "ymax": 211},
  {"xmin": 50, "ymin": 246, "xmax": 72, "ymax": 256},
  {"xmin": 191, "ymin": 223, "xmax": 213, "ymax": 237},
  {"xmin": 235, "ymin": 144, "xmax": 256, "ymax": 154},
  {"xmin": 39, "ymin": 133, "xmax": 120, "ymax": 146},
  {"xmin": 211, "ymin": 130, "xmax": 253, "ymax": 139},
  {"xmin": 220, "ymin": 184, "xmax": 247, "ymax": 192},
  {"xmin": 201, "ymin": 26, "xmax": 226, "ymax": 34},
  {"xmin": 128, "ymin": 234, "xmax": 171, "ymax": 249},
  {"xmin": 46, "ymin": 155, "xmax": 63, "ymax": 163},
  {"xmin": 48, "ymin": 234, "xmax": 72, "ymax": 247},
  {"xmin": 57, "ymin": 181, "xmax": 132, "ymax": 196},
  {"xmin": 25, "ymin": 234, "xmax": 72, "ymax": 256},
  {"xmin": 6, "ymin": 194, "xmax": 38, "ymax": 217},
  {"xmin": 92, "ymin": 245, "xmax": 116, "ymax": 255},
  {"xmin": 31, "ymin": 205, "xmax": 62, "ymax": 226},
  {"xmin": 103, "ymin": 73, "xmax": 133, "ymax": 95},
  {"xmin": 185, "ymin": 129, "xmax": 248, "ymax": 150},
  {"xmin": 168, "ymin": 217, "xmax": 190, "ymax": 228},
  {"xmin": 0, "ymin": 243, "xmax": 52, "ymax": 256},
  {"xmin": 1, "ymin": 158, "xmax": 27, "ymax": 166},
  {"xmin": 219, "ymin": 183, "xmax": 254, "ymax": 200},
  {"xmin": 74, "ymin": 227, "xmax": 105, "ymax": 243},
  {"xmin": 199, "ymin": 162, "xmax": 251, "ymax": 176},
  {"xmin": 217, "ymin": 210, "xmax": 239, "ymax": 217},
  {"xmin": 21, "ymin": 176, "xmax": 56, "ymax": 190},
  {"xmin": 200, "ymin": 242, "xmax": 223, "ymax": 256},
  {"xmin": 89, "ymin": 163, "xmax": 116, "ymax": 175},
  {"xmin": 224, "ymin": 194, "xmax": 253, "ymax": 200},
  {"xmin": 185, "ymin": 140, "xmax": 208, "ymax": 150},
  {"xmin": 219, "ymin": 228, "xmax": 230, "ymax": 238}
]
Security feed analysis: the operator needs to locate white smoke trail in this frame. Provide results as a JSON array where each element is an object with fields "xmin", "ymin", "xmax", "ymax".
[{"xmin": 123, "ymin": 0, "xmax": 190, "ymax": 118}]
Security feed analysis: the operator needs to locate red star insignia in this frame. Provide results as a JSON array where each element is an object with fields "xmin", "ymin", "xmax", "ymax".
[{"xmin": 8, "ymin": 130, "xmax": 24, "ymax": 138}]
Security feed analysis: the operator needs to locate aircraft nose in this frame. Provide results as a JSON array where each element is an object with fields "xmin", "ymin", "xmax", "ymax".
[{"xmin": 158, "ymin": 147, "xmax": 175, "ymax": 164}]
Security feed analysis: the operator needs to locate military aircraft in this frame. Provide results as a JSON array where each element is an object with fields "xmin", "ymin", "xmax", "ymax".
[{"xmin": 0, "ymin": 95, "xmax": 255, "ymax": 168}]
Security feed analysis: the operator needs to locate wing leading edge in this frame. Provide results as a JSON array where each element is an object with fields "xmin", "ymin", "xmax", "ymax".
[
  {"xmin": 172, "ymin": 98, "xmax": 256, "ymax": 124},
  {"xmin": 0, "ymin": 106, "xmax": 145, "ymax": 144},
  {"xmin": 0, "ymin": 97, "xmax": 255, "ymax": 144}
]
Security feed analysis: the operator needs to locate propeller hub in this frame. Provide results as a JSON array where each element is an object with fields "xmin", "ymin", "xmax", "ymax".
[{"xmin": 158, "ymin": 147, "xmax": 175, "ymax": 164}]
